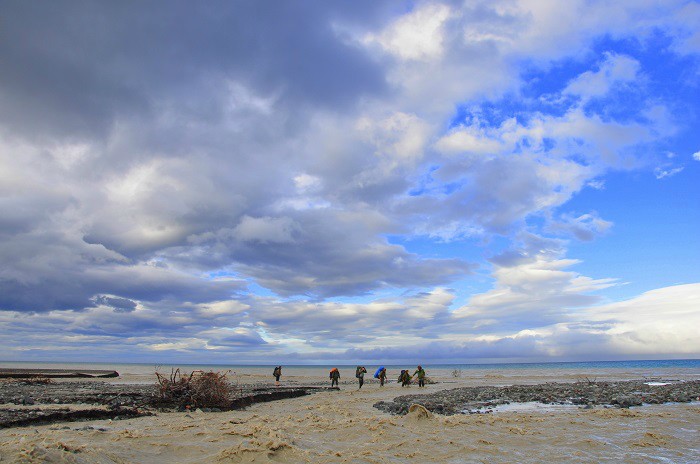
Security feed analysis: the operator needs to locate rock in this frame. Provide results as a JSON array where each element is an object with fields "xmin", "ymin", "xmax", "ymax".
[
  {"xmin": 612, "ymin": 396, "xmax": 643, "ymax": 408},
  {"xmin": 405, "ymin": 404, "xmax": 433, "ymax": 421},
  {"xmin": 21, "ymin": 396, "xmax": 35, "ymax": 405}
]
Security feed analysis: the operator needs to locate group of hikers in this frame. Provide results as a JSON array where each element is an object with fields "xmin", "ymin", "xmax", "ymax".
[
  {"xmin": 346, "ymin": 365, "xmax": 427, "ymax": 389},
  {"xmin": 273, "ymin": 365, "xmax": 427, "ymax": 389}
]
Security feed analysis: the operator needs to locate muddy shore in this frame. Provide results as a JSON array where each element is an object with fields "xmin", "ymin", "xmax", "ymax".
[{"xmin": 2, "ymin": 376, "xmax": 698, "ymax": 429}]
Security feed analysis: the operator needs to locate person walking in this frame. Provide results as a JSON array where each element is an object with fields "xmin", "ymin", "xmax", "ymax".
[
  {"xmin": 414, "ymin": 365, "xmax": 426, "ymax": 388},
  {"xmin": 273, "ymin": 365, "xmax": 282, "ymax": 386},
  {"xmin": 355, "ymin": 366, "xmax": 367, "ymax": 389},
  {"xmin": 330, "ymin": 367, "xmax": 340, "ymax": 388},
  {"xmin": 378, "ymin": 367, "xmax": 387, "ymax": 387},
  {"xmin": 399, "ymin": 369, "xmax": 411, "ymax": 387}
]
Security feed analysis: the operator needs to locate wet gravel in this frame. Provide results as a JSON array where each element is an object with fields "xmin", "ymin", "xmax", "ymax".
[
  {"xmin": 0, "ymin": 379, "xmax": 336, "ymax": 428},
  {"xmin": 374, "ymin": 380, "xmax": 700, "ymax": 415},
  {"xmin": 0, "ymin": 379, "xmax": 155, "ymax": 408}
]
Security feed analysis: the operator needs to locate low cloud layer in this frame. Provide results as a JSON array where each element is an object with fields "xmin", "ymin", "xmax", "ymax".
[{"xmin": 1, "ymin": 1, "xmax": 698, "ymax": 363}]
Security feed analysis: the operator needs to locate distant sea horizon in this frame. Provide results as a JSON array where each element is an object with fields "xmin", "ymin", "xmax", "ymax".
[{"xmin": 2, "ymin": 358, "xmax": 699, "ymax": 370}]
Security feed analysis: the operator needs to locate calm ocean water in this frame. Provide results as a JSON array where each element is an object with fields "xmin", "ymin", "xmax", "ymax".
[{"xmin": 429, "ymin": 359, "xmax": 700, "ymax": 370}]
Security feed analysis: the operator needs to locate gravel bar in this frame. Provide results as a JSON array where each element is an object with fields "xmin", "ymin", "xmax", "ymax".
[{"xmin": 374, "ymin": 379, "xmax": 700, "ymax": 415}]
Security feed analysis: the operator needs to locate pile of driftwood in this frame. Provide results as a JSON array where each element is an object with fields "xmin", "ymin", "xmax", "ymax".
[{"xmin": 155, "ymin": 369, "xmax": 233, "ymax": 409}]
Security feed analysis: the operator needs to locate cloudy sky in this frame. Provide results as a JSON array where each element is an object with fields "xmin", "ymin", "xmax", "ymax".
[{"xmin": 1, "ymin": 0, "xmax": 699, "ymax": 365}]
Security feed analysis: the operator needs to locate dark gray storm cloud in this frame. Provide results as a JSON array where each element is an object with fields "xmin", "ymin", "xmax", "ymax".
[
  {"xmin": 0, "ymin": 0, "xmax": 473, "ymax": 314},
  {"xmin": 175, "ymin": 208, "xmax": 473, "ymax": 297},
  {"xmin": 91, "ymin": 296, "xmax": 137, "ymax": 313},
  {"xmin": 0, "ymin": 232, "xmax": 242, "ymax": 312},
  {"xmin": 0, "ymin": 0, "xmax": 387, "ymax": 141}
]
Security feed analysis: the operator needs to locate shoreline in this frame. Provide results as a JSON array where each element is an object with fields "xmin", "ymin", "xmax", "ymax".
[{"xmin": 2, "ymin": 376, "xmax": 698, "ymax": 429}]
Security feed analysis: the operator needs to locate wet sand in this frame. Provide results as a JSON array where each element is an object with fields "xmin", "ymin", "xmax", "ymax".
[{"xmin": 0, "ymin": 368, "xmax": 698, "ymax": 463}]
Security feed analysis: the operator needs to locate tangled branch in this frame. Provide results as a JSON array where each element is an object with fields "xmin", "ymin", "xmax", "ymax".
[{"xmin": 155, "ymin": 369, "xmax": 233, "ymax": 409}]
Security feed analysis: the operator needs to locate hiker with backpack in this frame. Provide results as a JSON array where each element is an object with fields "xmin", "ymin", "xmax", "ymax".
[
  {"xmin": 330, "ymin": 367, "xmax": 340, "ymax": 388},
  {"xmin": 414, "ymin": 365, "xmax": 426, "ymax": 387},
  {"xmin": 355, "ymin": 366, "xmax": 367, "ymax": 389},
  {"xmin": 273, "ymin": 366, "xmax": 282, "ymax": 386},
  {"xmin": 399, "ymin": 369, "xmax": 411, "ymax": 387},
  {"xmin": 378, "ymin": 367, "xmax": 387, "ymax": 387}
]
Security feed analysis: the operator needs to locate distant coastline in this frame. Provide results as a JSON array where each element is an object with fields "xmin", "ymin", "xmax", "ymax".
[{"xmin": 1, "ymin": 358, "xmax": 699, "ymax": 371}]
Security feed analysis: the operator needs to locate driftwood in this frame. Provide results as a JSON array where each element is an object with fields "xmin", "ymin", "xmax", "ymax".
[{"xmin": 155, "ymin": 369, "xmax": 233, "ymax": 409}]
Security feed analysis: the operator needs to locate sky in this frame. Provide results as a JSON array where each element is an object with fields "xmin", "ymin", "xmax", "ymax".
[{"xmin": 1, "ymin": 0, "xmax": 699, "ymax": 365}]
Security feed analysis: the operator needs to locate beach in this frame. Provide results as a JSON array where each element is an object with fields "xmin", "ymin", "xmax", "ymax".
[{"xmin": 0, "ymin": 362, "xmax": 698, "ymax": 463}]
